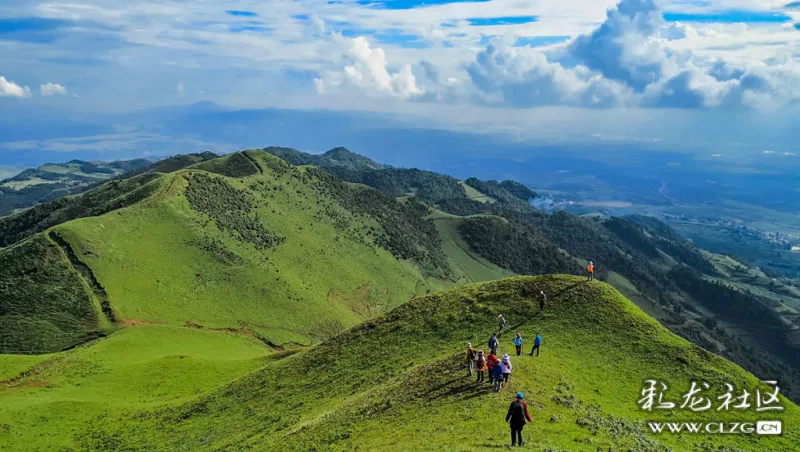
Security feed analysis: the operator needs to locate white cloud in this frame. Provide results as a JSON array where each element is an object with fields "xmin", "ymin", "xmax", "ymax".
[
  {"xmin": 463, "ymin": 40, "xmax": 632, "ymax": 108},
  {"xmin": 40, "ymin": 83, "xmax": 69, "ymax": 96},
  {"xmin": 0, "ymin": 0, "xmax": 797, "ymax": 124},
  {"xmin": 176, "ymin": 82, "xmax": 185, "ymax": 98},
  {"xmin": 316, "ymin": 0, "xmax": 800, "ymax": 110},
  {"xmin": 0, "ymin": 76, "xmax": 32, "ymax": 98},
  {"xmin": 315, "ymin": 36, "xmax": 424, "ymax": 99}
]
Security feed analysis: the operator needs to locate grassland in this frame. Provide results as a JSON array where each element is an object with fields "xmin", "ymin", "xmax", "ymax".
[
  {"xmin": 1, "ymin": 151, "xmax": 450, "ymax": 354},
  {"xmin": 434, "ymin": 215, "xmax": 515, "ymax": 284},
  {"xmin": 0, "ymin": 325, "xmax": 273, "ymax": 450},
  {"xmin": 3, "ymin": 276, "xmax": 796, "ymax": 451}
]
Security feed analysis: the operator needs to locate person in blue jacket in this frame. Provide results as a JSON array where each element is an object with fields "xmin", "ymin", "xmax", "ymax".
[
  {"xmin": 513, "ymin": 332, "xmax": 524, "ymax": 356},
  {"xmin": 488, "ymin": 333, "xmax": 499, "ymax": 356},
  {"xmin": 492, "ymin": 357, "xmax": 505, "ymax": 392},
  {"xmin": 529, "ymin": 332, "xmax": 542, "ymax": 356}
]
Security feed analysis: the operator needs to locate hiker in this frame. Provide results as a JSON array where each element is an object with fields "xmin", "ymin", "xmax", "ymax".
[
  {"xmin": 476, "ymin": 350, "xmax": 487, "ymax": 383},
  {"xmin": 506, "ymin": 392, "xmax": 533, "ymax": 447},
  {"xmin": 513, "ymin": 332, "xmax": 524, "ymax": 356},
  {"xmin": 530, "ymin": 333, "xmax": 542, "ymax": 356},
  {"xmin": 466, "ymin": 343, "xmax": 477, "ymax": 376},
  {"xmin": 486, "ymin": 351, "xmax": 499, "ymax": 384},
  {"xmin": 539, "ymin": 290, "xmax": 546, "ymax": 312},
  {"xmin": 498, "ymin": 314, "xmax": 507, "ymax": 334},
  {"xmin": 492, "ymin": 357, "xmax": 505, "ymax": 392},
  {"xmin": 501, "ymin": 354, "xmax": 513, "ymax": 387},
  {"xmin": 587, "ymin": 261, "xmax": 594, "ymax": 281},
  {"xmin": 488, "ymin": 333, "xmax": 499, "ymax": 356}
]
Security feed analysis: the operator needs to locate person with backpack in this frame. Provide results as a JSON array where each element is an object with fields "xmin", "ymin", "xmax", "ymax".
[
  {"xmin": 529, "ymin": 333, "xmax": 542, "ymax": 356},
  {"xmin": 513, "ymin": 332, "xmax": 524, "ymax": 356},
  {"xmin": 539, "ymin": 290, "xmax": 546, "ymax": 312},
  {"xmin": 501, "ymin": 354, "xmax": 513, "ymax": 386},
  {"xmin": 475, "ymin": 350, "xmax": 487, "ymax": 383},
  {"xmin": 492, "ymin": 357, "xmax": 505, "ymax": 392},
  {"xmin": 506, "ymin": 392, "xmax": 533, "ymax": 447},
  {"xmin": 488, "ymin": 333, "xmax": 499, "ymax": 356},
  {"xmin": 498, "ymin": 314, "xmax": 507, "ymax": 335},
  {"xmin": 587, "ymin": 261, "xmax": 594, "ymax": 281},
  {"xmin": 466, "ymin": 343, "xmax": 477, "ymax": 376},
  {"xmin": 486, "ymin": 351, "xmax": 499, "ymax": 384}
]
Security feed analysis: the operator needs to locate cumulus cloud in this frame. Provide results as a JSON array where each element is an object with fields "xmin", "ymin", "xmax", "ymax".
[
  {"xmin": 569, "ymin": 0, "xmax": 669, "ymax": 92},
  {"xmin": 315, "ymin": 36, "xmax": 424, "ymax": 99},
  {"xmin": 316, "ymin": 0, "xmax": 800, "ymax": 110},
  {"xmin": 464, "ymin": 41, "xmax": 631, "ymax": 108},
  {"xmin": 0, "ymin": 76, "xmax": 32, "ymax": 98},
  {"xmin": 40, "ymin": 83, "xmax": 68, "ymax": 96}
]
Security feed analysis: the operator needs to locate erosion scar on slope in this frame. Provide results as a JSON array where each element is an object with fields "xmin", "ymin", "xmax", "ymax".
[
  {"xmin": 241, "ymin": 151, "xmax": 264, "ymax": 174},
  {"xmin": 48, "ymin": 231, "xmax": 116, "ymax": 325}
]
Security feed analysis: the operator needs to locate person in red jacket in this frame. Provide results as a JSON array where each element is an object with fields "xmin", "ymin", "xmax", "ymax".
[
  {"xmin": 506, "ymin": 392, "xmax": 533, "ymax": 447},
  {"xmin": 486, "ymin": 352, "xmax": 499, "ymax": 384}
]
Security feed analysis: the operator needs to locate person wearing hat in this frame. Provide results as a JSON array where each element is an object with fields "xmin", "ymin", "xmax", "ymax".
[
  {"xmin": 539, "ymin": 290, "xmax": 546, "ymax": 312},
  {"xmin": 466, "ymin": 343, "xmax": 477, "ymax": 376},
  {"xmin": 506, "ymin": 392, "xmax": 533, "ymax": 447},
  {"xmin": 587, "ymin": 261, "xmax": 595, "ymax": 281},
  {"xmin": 475, "ymin": 350, "xmax": 487, "ymax": 383},
  {"xmin": 501, "ymin": 354, "xmax": 513, "ymax": 387}
]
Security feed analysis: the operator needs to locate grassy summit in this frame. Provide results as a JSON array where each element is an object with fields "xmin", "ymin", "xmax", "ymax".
[
  {"xmin": 3, "ymin": 276, "xmax": 792, "ymax": 451},
  {"xmin": 1, "ymin": 151, "xmax": 451, "ymax": 354}
]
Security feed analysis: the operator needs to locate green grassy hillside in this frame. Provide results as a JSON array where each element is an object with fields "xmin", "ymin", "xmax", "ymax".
[
  {"xmin": 1, "ymin": 150, "xmax": 451, "ymax": 353},
  {"xmin": 0, "ymin": 325, "xmax": 274, "ymax": 450},
  {"xmin": 3, "ymin": 276, "xmax": 796, "ymax": 451}
]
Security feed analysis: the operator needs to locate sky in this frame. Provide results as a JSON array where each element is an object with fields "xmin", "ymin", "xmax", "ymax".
[{"xmin": 1, "ymin": 0, "xmax": 799, "ymax": 162}]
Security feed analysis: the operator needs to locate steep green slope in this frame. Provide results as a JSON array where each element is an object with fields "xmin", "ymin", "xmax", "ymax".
[
  {"xmin": 0, "ymin": 234, "xmax": 112, "ymax": 353},
  {"xmin": 433, "ymin": 215, "xmax": 515, "ymax": 284},
  {"xmin": 1, "ymin": 150, "xmax": 450, "ymax": 353},
  {"xmin": 11, "ymin": 276, "xmax": 795, "ymax": 451}
]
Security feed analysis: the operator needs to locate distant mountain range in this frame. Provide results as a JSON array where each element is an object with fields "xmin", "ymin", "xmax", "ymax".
[
  {"xmin": 0, "ymin": 153, "xmax": 223, "ymax": 217},
  {"xmin": 0, "ymin": 159, "xmax": 151, "ymax": 217}
]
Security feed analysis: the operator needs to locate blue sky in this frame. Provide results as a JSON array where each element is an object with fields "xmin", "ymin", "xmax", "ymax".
[{"xmin": 1, "ymin": 0, "xmax": 799, "ymax": 160}]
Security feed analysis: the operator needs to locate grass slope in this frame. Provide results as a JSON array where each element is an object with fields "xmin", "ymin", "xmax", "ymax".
[
  {"xmin": 434, "ymin": 215, "xmax": 515, "ymax": 284},
  {"xmin": 0, "ymin": 325, "xmax": 273, "ymax": 450},
  {"xmin": 20, "ymin": 150, "xmax": 441, "ymax": 349},
  {"xmin": 0, "ymin": 234, "xmax": 111, "ymax": 353},
  {"xmin": 15, "ymin": 275, "xmax": 795, "ymax": 451}
]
